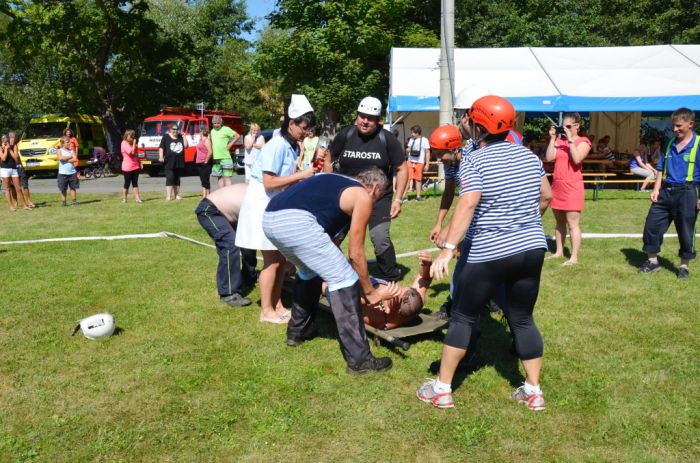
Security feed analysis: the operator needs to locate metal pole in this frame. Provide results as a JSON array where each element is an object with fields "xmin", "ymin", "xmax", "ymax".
[{"xmin": 438, "ymin": 0, "xmax": 455, "ymax": 185}]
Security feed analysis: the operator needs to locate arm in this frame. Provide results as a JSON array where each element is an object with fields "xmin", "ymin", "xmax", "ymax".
[
  {"xmin": 539, "ymin": 175, "xmax": 553, "ymax": 216},
  {"xmin": 243, "ymin": 135, "xmax": 253, "ymax": 149},
  {"xmin": 205, "ymin": 138, "xmax": 213, "ymax": 162},
  {"xmin": 429, "ymin": 179, "xmax": 455, "ymax": 242},
  {"xmin": 423, "ymin": 149, "xmax": 431, "ymax": 171},
  {"xmin": 567, "ymin": 139, "xmax": 590, "ymax": 165},
  {"xmin": 262, "ymin": 169, "xmax": 313, "ymax": 190},
  {"xmin": 391, "ymin": 161, "xmax": 408, "ymax": 217},
  {"xmin": 255, "ymin": 136, "xmax": 265, "ymax": 150},
  {"xmin": 0, "ymin": 146, "xmax": 6, "ymax": 161},
  {"xmin": 650, "ymin": 172, "xmax": 664, "ymax": 203},
  {"xmin": 430, "ymin": 191, "xmax": 481, "ymax": 280},
  {"xmin": 158, "ymin": 147, "xmax": 164, "ymax": 163},
  {"xmin": 227, "ymin": 132, "xmax": 241, "ymax": 151},
  {"xmin": 545, "ymin": 126, "xmax": 558, "ymax": 162},
  {"xmin": 411, "ymin": 251, "xmax": 433, "ymax": 302}
]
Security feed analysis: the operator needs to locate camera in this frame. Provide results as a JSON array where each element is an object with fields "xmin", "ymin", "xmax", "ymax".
[{"xmin": 555, "ymin": 125, "xmax": 566, "ymax": 137}]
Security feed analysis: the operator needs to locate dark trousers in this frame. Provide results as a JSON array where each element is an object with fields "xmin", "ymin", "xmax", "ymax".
[
  {"xmin": 448, "ymin": 248, "xmax": 545, "ymax": 360},
  {"xmin": 196, "ymin": 199, "xmax": 257, "ymax": 297},
  {"xmin": 197, "ymin": 162, "xmax": 212, "ymax": 190},
  {"xmin": 642, "ymin": 184, "xmax": 699, "ymax": 260},
  {"xmin": 369, "ymin": 193, "xmax": 400, "ymax": 281},
  {"xmin": 288, "ymin": 278, "xmax": 372, "ymax": 367}
]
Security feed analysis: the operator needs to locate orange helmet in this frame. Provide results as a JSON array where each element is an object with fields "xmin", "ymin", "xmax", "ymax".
[
  {"xmin": 468, "ymin": 95, "xmax": 515, "ymax": 135},
  {"xmin": 429, "ymin": 124, "xmax": 462, "ymax": 150}
]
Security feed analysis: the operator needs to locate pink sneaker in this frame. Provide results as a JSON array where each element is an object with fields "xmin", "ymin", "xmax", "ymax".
[{"xmin": 511, "ymin": 385, "xmax": 545, "ymax": 411}]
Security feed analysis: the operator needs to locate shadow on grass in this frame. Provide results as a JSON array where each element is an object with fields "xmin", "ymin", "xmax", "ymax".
[
  {"xmin": 428, "ymin": 314, "xmax": 524, "ymax": 391},
  {"xmin": 367, "ymin": 261, "xmax": 411, "ymax": 281},
  {"xmin": 621, "ymin": 247, "xmax": 677, "ymax": 273},
  {"xmin": 72, "ymin": 199, "xmax": 102, "ymax": 206}
]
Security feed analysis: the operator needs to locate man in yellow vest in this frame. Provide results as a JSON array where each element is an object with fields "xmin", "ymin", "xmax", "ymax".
[{"xmin": 639, "ymin": 108, "xmax": 700, "ymax": 280}]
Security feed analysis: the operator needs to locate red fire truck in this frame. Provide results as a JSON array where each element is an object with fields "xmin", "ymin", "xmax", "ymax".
[{"xmin": 137, "ymin": 107, "xmax": 244, "ymax": 176}]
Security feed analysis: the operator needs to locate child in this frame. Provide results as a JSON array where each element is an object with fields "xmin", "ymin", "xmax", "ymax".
[{"xmin": 56, "ymin": 136, "xmax": 79, "ymax": 206}]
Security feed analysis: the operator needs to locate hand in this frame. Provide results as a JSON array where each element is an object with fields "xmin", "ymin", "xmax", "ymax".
[
  {"xmin": 650, "ymin": 189, "xmax": 659, "ymax": 203},
  {"xmin": 430, "ymin": 248, "xmax": 454, "ymax": 280},
  {"xmin": 390, "ymin": 199, "xmax": 401, "ymax": 218},
  {"xmin": 418, "ymin": 250, "xmax": 433, "ymax": 266},
  {"xmin": 365, "ymin": 281, "xmax": 400, "ymax": 306},
  {"xmin": 435, "ymin": 228, "xmax": 450, "ymax": 249},
  {"xmin": 159, "ymin": 157, "xmax": 164, "ymax": 163},
  {"xmin": 300, "ymin": 166, "xmax": 315, "ymax": 178},
  {"xmin": 428, "ymin": 223, "xmax": 441, "ymax": 242},
  {"xmin": 564, "ymin": 125, "xmax": 575, "ymax": 141},
  {"xmin": 549, "ymin": 125, "xmax": 556, "ymax": 138}
]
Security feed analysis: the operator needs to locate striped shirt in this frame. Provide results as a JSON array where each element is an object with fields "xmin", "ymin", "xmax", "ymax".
[{"xmin": 458, "ymin": 140, "xmax": 547, "ymax": 263}]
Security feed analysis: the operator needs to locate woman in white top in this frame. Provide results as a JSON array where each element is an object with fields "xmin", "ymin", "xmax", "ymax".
[
  {"xmin": 243, "ymin": 123, "xmax": 265, "ymax": 182},
  {"xmin": 236, "ymin": 95, "xmax": 316, "ymax": 324}
]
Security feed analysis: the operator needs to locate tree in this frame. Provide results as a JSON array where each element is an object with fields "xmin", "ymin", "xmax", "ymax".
[{"xmin": 257, "ymin": 0, "xmax": 440, "ymax": 131}]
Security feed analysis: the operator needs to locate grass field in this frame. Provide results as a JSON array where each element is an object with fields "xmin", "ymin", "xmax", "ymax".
[{"xmin": 1, "ymin": 189, "xmax": 698, "ymax": 462}]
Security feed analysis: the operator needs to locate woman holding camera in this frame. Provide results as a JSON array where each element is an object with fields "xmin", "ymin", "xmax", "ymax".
[{"xmin": 545, "ymin": 112, "xmax": 591, "ymax": 265}]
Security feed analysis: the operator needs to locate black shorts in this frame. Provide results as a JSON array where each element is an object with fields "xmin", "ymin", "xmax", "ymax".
[
  {"xmin": 16, "ymin": 165, "xmax": 29, "ymax": 189},
  {"xmin": 57, "ymin": 173, "xmax": 79, "ymax": 193}
]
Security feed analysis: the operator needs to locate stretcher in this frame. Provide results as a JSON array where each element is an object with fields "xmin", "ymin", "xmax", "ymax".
[
  {"xmin": 282, "ymin": 279, "xmax": 448, "ymax": 351},
  {"xmin": 317, "ymin": 301, "xmax": 448, "ymax": 351}
]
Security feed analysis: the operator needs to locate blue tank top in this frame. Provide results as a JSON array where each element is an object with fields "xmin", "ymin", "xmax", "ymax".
[{"xmin": 266, "ymin": 173, "xmax": 361, "ymax": 237}]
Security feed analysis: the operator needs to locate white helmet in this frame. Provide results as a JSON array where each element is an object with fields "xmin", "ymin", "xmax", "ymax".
[
  {"xmin": 74, "ymin": 313, "xmax": 116, "ymax": 339},
  {"xmin": 357, "ymin": 96, "xmax": 382, "ymax": 116},
  {"xmin": 453, "ymin": 85, "xmax": 491, "ymax": 110}
]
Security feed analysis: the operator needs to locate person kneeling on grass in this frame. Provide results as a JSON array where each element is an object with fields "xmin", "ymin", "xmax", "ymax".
[
  {"xmin": 195, "ymin": 183, "xmax": 258, "ymax": 308},
  {"xmin": 263, "ymin": 168, "xmax": 400, "ymax": 375}
]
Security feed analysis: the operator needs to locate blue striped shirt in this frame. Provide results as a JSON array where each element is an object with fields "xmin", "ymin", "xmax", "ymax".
[{"xmin": 457, "ymin": 140, "xmax": 547, "ymax": 263}]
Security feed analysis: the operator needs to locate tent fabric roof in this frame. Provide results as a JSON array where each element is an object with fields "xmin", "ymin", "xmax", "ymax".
[{"xmin": 389, "ymin": 45, "xmax": 700, "ymax": 113}]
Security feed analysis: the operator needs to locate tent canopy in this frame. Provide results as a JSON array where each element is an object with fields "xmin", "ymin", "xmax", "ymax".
[{"xmin": 389, "ymin": 45, "xmax": 700, "ymax": 114}]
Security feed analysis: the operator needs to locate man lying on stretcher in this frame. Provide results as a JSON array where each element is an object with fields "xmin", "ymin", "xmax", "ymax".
[{"xmin": 322, "ymin": 251, "xmax": 434, "ymax": 330}]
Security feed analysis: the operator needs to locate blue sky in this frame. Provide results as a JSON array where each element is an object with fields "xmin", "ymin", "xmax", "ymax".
[{"xmin": 244, "ymin": 0, "xmax": 276, "ymax": 41}]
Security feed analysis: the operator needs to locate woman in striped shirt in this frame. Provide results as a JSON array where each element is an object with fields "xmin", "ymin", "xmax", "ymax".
[{"xmin": 417, "ymin": 96, "xmax": 552, "ymax": 411}]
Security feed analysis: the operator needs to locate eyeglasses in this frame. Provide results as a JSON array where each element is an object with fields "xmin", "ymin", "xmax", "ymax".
[{"xmin": 170, "ymin": 128, "xmax": 179, "ymax": 131}]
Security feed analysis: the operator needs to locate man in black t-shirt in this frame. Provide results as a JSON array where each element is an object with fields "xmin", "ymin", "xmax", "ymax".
[{"xmin": 325, "ymin": 96, "xmax": 408, "ymax": 281}]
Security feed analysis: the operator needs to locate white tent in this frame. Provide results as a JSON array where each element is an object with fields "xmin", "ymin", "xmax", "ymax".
[
  {"xmin": 389, "ymin": 45, "xmax": 700, "ymax": 113},
  {"xmin": 388, "ymin": 45, "xmax": 700, "ymax": 152}
]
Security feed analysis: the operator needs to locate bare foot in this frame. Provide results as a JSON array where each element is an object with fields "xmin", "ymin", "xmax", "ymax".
[
  {"xmin": 23, "ymin": 206, "xmax": 32, "ymax": 211},
  {"xmin": 259, "ymin": 311, "xmax": 290, "ymax": 324},
  {"xmin": 545, "ymin": 254, "xmax": 564, "ymax": 260}
]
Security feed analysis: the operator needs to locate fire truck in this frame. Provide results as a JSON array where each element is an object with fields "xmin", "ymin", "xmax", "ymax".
[{"xmin": 137, "ymin": 107, "xmax": 244, "ymax": 176}]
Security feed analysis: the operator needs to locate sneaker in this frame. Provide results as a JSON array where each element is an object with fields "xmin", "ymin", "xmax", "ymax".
[
  {"xmin": 436, "ymin": 297, "xmax": 452, "ymax": 320},
  {"xmin": 511, "ymin": 385, "xmax": 545, "ymax": 411},
  {"xmin": 346, "ymin": 356, "xmax": 392, "ymax": 376},
  {"xmin": 175, "ymin": 195, "xmax": 183, "ymax": 200},
  {"xmin": 638, "ymin": 259, "xmax": 661, "ymax": 273},
  {"xmin": 416, "ymin": 379, "xmax": 454, "ymax": 408},
  {"xmin": 678, "ymin": 267, "xmax": 689, "ymax": 280},
  {"xmin": 415, "ymin": 197, "xmax": 425, "ymax": 202},
  {"xmin": 71, "ymin": 200, "xmax": 79, "ymax": 206},
  {"xmin": 220, "ymin": 293, "xmax": 251, "ymax": 307}
]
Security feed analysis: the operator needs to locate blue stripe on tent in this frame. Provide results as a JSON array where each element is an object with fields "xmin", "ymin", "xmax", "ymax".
[{"xmin": 390, "ymin": 95, "xmax": 700, "ymax": 113}]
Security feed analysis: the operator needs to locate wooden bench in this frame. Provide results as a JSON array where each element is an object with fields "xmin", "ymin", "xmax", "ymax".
[{"xmin": 583, "ymin": 179, "xmax": 649, "ymax": 200}]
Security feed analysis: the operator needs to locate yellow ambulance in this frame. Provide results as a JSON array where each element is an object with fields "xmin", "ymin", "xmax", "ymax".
[{"xmin": 18, "ymin": 114, "xmax": 107, "ymax": 174}]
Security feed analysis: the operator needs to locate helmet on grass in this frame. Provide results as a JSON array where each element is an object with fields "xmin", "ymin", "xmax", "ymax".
[
  {"xmin": 429, "ymin": 125, "xmax": 462, "ymax": 151},
  {"xmin": 78, "ymin": 313, "xmax": 116, "ymax": 339}
]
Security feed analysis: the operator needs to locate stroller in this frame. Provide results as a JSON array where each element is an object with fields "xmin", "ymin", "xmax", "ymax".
[{"xmin": 83, "ymin": 147, "xmax": 114, "ymax": 178}]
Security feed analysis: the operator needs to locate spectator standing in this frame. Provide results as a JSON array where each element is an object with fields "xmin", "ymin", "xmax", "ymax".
[
  {"xmin": 195, "ymin": 127, "xmax": 213, "ymax": 198},
  {"xmin": 195, "ymin": 183, "xmax": 257, "ymax": 307},
  {"xmin": 299, "ymin": 129, "xmax": 318, "ymax": 170},
  {"xmin": 236, "ymin": 94, "xmax": 316, "ymax": 324},
  {"xmin": 210, "ymin": 115, "xmax": 240, "ymax": 188},
  {"xmin": 10, "ymin": 131, "xmax": 35, "ymax": 208},
  {"xmin": 1, "ymin": 134, "xmax": 29, "ymax": 211},
  {"xmin": 404, "ymin": 125, "xmax": 430, "ymax": 202},
  {"xmin": 243, "ymin": 123, "xmax": 265, "ymax": 182},
  {"xmin": 545, "ymin": 112, "xmax": 592, "ymax": 266},
  {"xmin": 56, "ymin": 136, "xmax": 79, "ymax": 206},
  {"xmin": 325, "ymin": 96, "xmax": 408, "ymax": 282},
  {"xmin": 417, "ymin": 96, "xmax": 552, "ymax": 410},
  {"xmin": 629, "ymin": 143, "xmax": 656, "ymax": 192},
  {"xmin": 120, "ymin": 129, "xmax": 142, "ymax": 203},
  {"xmin": 639, "ymin": 108, "xmax": 699, "ymax": 280},
  {"xmin": 158, "ymin": 124, "xmax": 188, "ymax": 201}
]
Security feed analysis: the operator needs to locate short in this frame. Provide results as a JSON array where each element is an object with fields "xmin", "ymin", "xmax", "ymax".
[
  {"xmin": 17, "ymin": 165, "xmax": 29, "ymax": 189},
  {"xmin": 0, "ymin": 168, "xmax": 18, "ymax": 178},
  {"xmin": 212, "ymin": 159, "xmax": 234, "ymax": 177},
  {"xmin": 407, "ymin": 161, "xmax": 424, "ymax": 181},
  {"xmin": 57, "ymin": 173, "xmax": 79, "ymax": 193},
  {"xmin": 630, "ymin": 166, "xmax": 655, "ymax": 180}
]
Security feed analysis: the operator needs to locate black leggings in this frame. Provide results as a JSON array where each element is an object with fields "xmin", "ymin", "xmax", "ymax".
[
  {"xmin": 165, "ymin": 167, "xmax": 182, "ymax": 187},
  {"xmin": 197, "ymin": 162, "xmax": 212, "ymax": 189},
  {"xmin": 123, "ymin": 170, "xmax": 140, "ymax": 189},
  {"xmin": 446, "ymin": 248, "xmax": 545, "ymax": 360}
]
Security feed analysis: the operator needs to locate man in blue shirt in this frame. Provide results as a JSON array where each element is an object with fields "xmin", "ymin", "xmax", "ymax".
[{"xmin": 639, "ymin": 108, "xmax": 700, "ymax": 280}]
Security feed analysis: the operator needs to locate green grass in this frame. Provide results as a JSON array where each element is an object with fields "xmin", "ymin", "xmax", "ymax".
[{"xmin": 1, "ymin": 190, "xmax": 698, "ymax": 462}]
